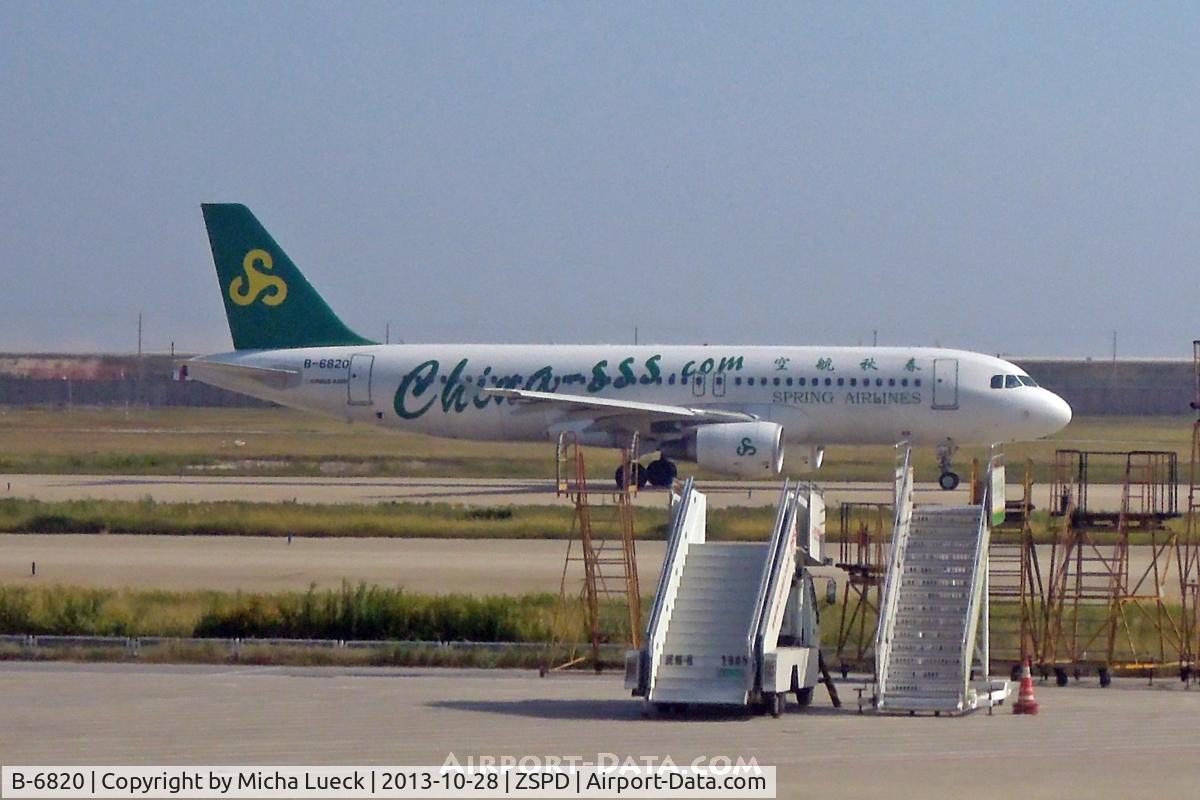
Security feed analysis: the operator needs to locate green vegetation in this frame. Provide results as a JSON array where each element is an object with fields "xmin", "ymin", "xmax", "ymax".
[
  {"xmin": 0, "ymin": 496, "xmax": 789, "ymax": 540},
  {"xmin": 0, "ymin": 495, "xmax": 1184, "ymax": 542},
  {"xmin": 0, "ymin": 583, "xmax": 562, "ymax": 642},
  {"xmin": 0, "ymin": 406, "xmax": 1192, "ymax": 482}
]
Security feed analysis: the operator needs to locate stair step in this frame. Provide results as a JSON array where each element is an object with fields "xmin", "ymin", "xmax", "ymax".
[
  {"xmin": 879, "ymin": 694, "xmax": 963, "ymax": 712},
  {"xmin": 903, "ymin": 551, "xmax": 975, "ymax": 561},
  {"xmin": 913, "ymin": 506, "xmax": 982, "ymax": 518},
  {"xmin": 889, "ymin": 654, "xmax": 963, "ymax": 667},
  {"xmin": 896, "ymin": 604, "xmax": 969, "ymax": 615},
  {"xmin": 649, "ymin": 676, "xmax": 749, "ymax": 706},
  {"xmin": 898, "ymin": 591, "xmax": 969, "ymax": 603},
  {"xmin": 893, "ymin": 625, "xmax": 961, "ymax": 638},
  {"xmin": 892, "ymin": 614, "xmax": 963, "ymax": 628},
  {"xmin": 885, "ymin": 681, "xmax": 963, "ymax": 694},
  {"xmin": 902, "ymin": 565, "xmax": 973, "ymax": 577},
  {"xmin": 892, "ymin": 641, "xmax": 961, "ymax": 655},
  {"xmin": 899, "ymin": 582, "xmax": 970, "ymax": 593},
  {"xmin": 907, "ymin": 535, "xmax": 977, "ymax": 545}
]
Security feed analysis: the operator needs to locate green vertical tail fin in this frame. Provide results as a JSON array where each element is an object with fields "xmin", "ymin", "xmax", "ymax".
[{"xmin": 201, "ymin": 203, "xmax": 375, "ymax": 350}]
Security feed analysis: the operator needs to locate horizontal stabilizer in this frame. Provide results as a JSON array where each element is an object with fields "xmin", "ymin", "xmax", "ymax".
[{"xmin": 181, "ymin": 359, "xmax": 301, "ymax": 392}]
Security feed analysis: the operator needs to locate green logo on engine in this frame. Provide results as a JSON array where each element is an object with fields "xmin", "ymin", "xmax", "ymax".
[{"xmin": 736, "ymin": 437, "xmax": 757, "ymax": 457}]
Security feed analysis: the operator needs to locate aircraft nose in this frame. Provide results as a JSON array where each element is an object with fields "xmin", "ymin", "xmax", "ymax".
[{"xmin": 1038, "ymin": 390, "xmax": 1072, "ymax": 436}]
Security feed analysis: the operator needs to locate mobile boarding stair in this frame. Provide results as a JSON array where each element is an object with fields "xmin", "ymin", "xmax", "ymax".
[
  {"xmin": 873, "ymin": 448, "xmax": 1010, "ymax": 715},
  {"xmin": 625, "ymin": 478, "xmax": 827, "ymax": 716}
]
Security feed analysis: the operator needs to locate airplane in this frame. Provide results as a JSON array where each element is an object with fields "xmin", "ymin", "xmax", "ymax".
[{"xmin": 184, "ymin": 204, "xmax": 1073, "ymax": 490}]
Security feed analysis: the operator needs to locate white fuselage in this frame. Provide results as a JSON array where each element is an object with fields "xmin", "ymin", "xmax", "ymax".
[{"xmin": 189, "ymin": 344, "xmax": 1072, "ymax": 453}]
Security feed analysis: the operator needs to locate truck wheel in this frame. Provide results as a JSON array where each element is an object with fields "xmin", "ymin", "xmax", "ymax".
[
  {"xmin": 768, "ymin": 692, "xmax": 785, "ymax": 718},
  {"xmin": 794, "ymin": 686, "xmax": 814, "ymax": 708}
]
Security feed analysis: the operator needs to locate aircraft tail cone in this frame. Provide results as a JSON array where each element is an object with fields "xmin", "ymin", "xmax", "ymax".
[{"xmin": 1012, "ymin": 658, "xmax": 1040, "ymax": 715}]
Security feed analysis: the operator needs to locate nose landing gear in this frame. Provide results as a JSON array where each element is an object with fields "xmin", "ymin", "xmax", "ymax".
[
  {"xmin": 936, "ymin": 441, "xmax": 960, "ymax": 491},
  {"xmin": 938, "ymin": 471, "xmax": 961, "ymax": 491}
]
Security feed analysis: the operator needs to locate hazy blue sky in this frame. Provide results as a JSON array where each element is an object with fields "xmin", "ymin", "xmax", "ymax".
[{"xmin": 2, "ymin": 3, "xmax": 1197, "ymax": 357}]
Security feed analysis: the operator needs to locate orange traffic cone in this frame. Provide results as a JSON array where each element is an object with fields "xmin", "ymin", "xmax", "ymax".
[{"xmin": 1012, "ymin": 658, "xmax": 1040, "ymax": 715}]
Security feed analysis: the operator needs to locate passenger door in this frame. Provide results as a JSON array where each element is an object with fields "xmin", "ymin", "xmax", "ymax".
[
  {"xmin": 347, "ymin": 354, "xmax": 375, "ymax": 405},
  {"xmin": 931, "ymin": 358, "xmax": 959, "ymax": 410}
]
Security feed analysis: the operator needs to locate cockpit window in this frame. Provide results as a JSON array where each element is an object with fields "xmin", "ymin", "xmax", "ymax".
[
  {"xmin": 1005, "ymin": 374, "xmax": 1022, "ymax": 389},
  {"xmin": 990, "ymin": 375, "xmax": 1003, "ymax": 389},
  {"xmin": 1019, "ymin": 375, "xmax": 1038, "ymax": 387}
]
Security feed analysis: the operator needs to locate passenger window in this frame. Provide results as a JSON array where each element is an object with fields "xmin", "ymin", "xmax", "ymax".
[
  {"xmin": 836, "ymin": 377, "xmax": 844, "ymax": 386},
  {"xmin": 991, "ymin": 375, "xmax": 1003, "ymax": 389},
  {"xmin": 901, "ymin": 378, "xmax": 908, "ymax": 387},
  {"xmin": 786, "ymin": 377, "xmax": 793, "ymax": 386},
  {"xmin": 914, "ymin": 378, "xmax": 922, "ymax": 387},
  {"xmin": 876, "ymin": 378, "xmax": 883, "ymax": 387},
  {"xmin": 773, "ymin": 377, "xmax": 781, "ymax": 386},
  {"xmin": 1006, "ymin": 375, "xmax": 1021, "ymax": 389},
  {"xmin": 734, "ymin": 377, "xmax": 742, "ymax": 386},
  {"xmin": 850, "ymin": 378, "xmax": 857, "ymax": 386},
  {"xmin": 715, "ymin": 376, "xmax": 723, "ymax": 385},
  {"xmin": 825, "ymin": 378, "xmax": 832, "ymax": 386},
  {"xmin": 888, "ymin": 378, "xmax": 895, "ymax": 387},
  {"xmin": 668, "ymin": 375, "xmax": 676, "ymax": 385}
]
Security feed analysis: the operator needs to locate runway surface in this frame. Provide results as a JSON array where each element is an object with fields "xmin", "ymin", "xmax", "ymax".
[
  {"xmin": 2, "ymin": 661, "xmax": 1197, "ymax": 799},
  {"xmin": 1, "ymin": 472, "xmax": 1132, "ymax": 510}
]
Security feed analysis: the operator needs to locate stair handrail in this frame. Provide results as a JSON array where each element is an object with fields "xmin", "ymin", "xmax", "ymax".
[
  {"xmin": 748, "ymin": 480, "xmax": 800, "ymax": 689},
  {"xmin": 959, "ymin": 454, "xmax": 998, "ymax": 701},
  {"xmin": 643, "ymin": 477, "xmax": 699, "ymax": 694},
  {"xmin": 875, "ymin": 445, "xmax": 914, "ymax": 707}
]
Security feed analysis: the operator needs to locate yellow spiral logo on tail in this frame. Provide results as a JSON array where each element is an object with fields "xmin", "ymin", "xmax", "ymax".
[{"xmin": 229, "ymin": 249, "xmax": 288, "ymax": 307}]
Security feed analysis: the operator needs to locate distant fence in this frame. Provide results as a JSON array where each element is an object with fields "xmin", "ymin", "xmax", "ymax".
[{"xmin": 0, "ymin": 353, "xmax": 1192, "ymax": 415}]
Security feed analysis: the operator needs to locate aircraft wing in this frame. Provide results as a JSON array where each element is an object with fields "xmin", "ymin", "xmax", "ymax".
[{"xmin": 482, "ymin": 387, "xmax": 756, "ymax": 425}]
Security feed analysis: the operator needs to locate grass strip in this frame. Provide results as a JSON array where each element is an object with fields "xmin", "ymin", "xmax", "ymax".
[
  {"xmin": 0, "ymin": 496, "xmax": 790, "ymax": 540},
  {"xmin": 0, "ymin": 496, "xmax": 1185, "ymax": 543}
]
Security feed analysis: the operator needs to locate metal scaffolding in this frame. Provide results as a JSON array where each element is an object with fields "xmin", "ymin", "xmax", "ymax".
[
  {"xmin": 541, "ymin": 433, "xmax": 642, "ymax": 673},
  {"xmin": 1177, "ymin": 340, "xmax": 1200, "ymax": 680},
  {"xmin": 832, "ymin": 501, "xmax": 891, "ymax": 673},
  {"xmin": 1039, "ymin": 449, "xmax": 1183, "ymax": 682},
  {"xmin": 986, "ymin": 460, "xmax": 1044, "ymax": 674}
]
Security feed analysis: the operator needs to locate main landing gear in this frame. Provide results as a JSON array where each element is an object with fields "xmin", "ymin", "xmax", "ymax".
[
  {"xmin": 936, "ymin": 441, "xmax": 960, "ymax": 491},
  {"xmin": 614, "ymin": 458, "xmax": 677, "ymax": 490}
]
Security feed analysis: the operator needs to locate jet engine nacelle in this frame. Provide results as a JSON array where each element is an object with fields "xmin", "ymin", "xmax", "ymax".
[{"xmin": 662, "ymin": 421, "xmax": 785, "ymax": 478}]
